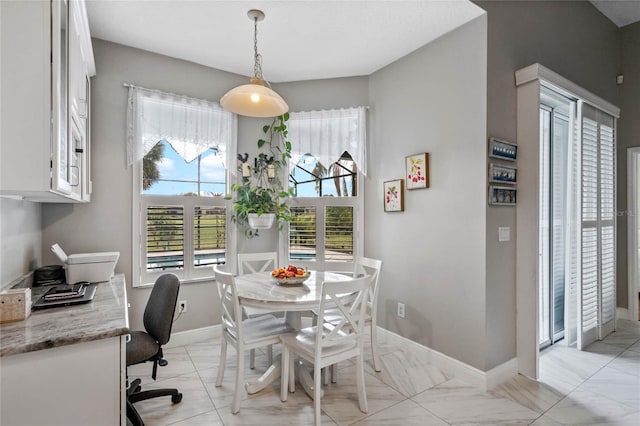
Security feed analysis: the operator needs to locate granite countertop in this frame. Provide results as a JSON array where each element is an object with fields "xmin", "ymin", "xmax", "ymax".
[{"xmin": 0, "ymin": 274, "xmax": 129, "ymax": 357}]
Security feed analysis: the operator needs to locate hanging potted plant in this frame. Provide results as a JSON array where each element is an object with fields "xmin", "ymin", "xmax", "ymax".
[{"xmin": 228, "ymin": 114, "xmax": 294, "ymax": 237}]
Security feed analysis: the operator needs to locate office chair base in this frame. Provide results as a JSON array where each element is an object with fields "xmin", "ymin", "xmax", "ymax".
[{"xmin": 129, "ymin": 388, "xmax": 183, "ymax": 404}]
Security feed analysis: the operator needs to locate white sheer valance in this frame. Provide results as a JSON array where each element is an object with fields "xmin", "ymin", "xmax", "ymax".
[
  {"xmin": 287, "ymin": 106, "xmax": 367, "ymax": 176},
  {"xmin": 126, "ymin": 85, "xmax": 237, "ymax": 167}
]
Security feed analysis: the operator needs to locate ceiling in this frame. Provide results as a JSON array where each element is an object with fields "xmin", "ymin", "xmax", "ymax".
[
  {"xmin": 85, "ymin": 0, "xmax": 485, "ymax": 83},
  {"xmin": 86, "ymin": 1, "xmax": 640, "ymax": 84},
  {"xmin": 590, "ymin": 0, "xmax": 640, "ymax": 27}
]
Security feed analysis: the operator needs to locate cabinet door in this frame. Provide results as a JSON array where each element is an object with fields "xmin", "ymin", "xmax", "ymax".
[
  {"xmin": 69, "ymin": 0, "xmax": 91, "ymax": 201},
  {"xmin": 51, "ymin": 0, "xmax": 72, "ymax": 196}
]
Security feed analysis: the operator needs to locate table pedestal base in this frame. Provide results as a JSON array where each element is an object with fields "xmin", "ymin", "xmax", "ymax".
[{"xmin": 245, "ymin": 356, "xmax": 323, "ymax": 399}]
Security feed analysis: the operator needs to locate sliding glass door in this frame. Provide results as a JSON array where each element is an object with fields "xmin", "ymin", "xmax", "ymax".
[
  {"xmin": 538, "ymin": 87, "xmax": 617, "ymax": 351},
  {"xmin": 539, "ymin": 93, "xmax": 573, "ymax": 349}
]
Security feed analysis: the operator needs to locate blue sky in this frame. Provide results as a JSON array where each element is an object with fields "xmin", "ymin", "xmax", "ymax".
[{"xmin": 144, "ymin": 141, "xmax": 353, "ymax": 198}]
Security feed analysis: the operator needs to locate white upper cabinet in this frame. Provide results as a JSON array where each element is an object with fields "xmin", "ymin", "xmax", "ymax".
[{"xmin": 0, "ymin": 0, "xmax": 95, "ymax": 202}]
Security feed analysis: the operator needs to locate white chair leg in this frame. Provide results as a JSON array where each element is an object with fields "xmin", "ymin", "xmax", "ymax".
[
  {"xmin": 289, "ymin": 355, "xmax": 295, "ymax": 392},
  {"xmin": 215, "ymin": 338, "xmax": 227, "ymax": 387},
  {"xmin": 280, "ymin": 347, "xmax": 290, "ymax": 402},
  {"xmin": 250, "ymin": 348, "xmax": 255, "ymax": 369},
  {"xmin": 330, "ymin": 363, "xmax": 337, "ymax": 383},
  {"xmin": 232, "ymin": 346, "xmax": 244, "ymax": 414},
  {"xmin": 267, "ymin": 344, "xmax": 273, "ymax": 366},
  {"xmin": 371, "ymin": 322, "xmax": 381, "ymax": 372},
  {"xmin": 314, "ymin": 364, "xmax": 322, "ymax": 426},
  {"xmin": 355, "ymin": 353, "xmax": 368, "ymax": 414}
]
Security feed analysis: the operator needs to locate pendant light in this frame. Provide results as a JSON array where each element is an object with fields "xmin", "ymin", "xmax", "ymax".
[{"xmin": 220, "ymin": 9, "xmax": 288, "ymax": 118}]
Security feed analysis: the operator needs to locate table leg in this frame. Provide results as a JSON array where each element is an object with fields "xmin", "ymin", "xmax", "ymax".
[
  {"xmin": 294, "ymin": 359, "xmax": 323, "ymax": 399},
  {"xmin": 245, "ymin": 356, "xmax": 281, "ymax": 394}
]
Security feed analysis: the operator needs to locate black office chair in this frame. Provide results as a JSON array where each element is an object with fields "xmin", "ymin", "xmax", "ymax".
[{"xmin": 126, "ymin": 273, "xmax": 183, "ymax": 426}]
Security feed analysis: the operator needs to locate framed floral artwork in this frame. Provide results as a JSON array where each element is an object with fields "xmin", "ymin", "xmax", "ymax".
[
  {"xmin": 383, "ymin": 179, "xmax": 404, "ymax": 212},
  {"xmin": 406, "ymin": 152, "xmax": 429, "ymax": 189}
]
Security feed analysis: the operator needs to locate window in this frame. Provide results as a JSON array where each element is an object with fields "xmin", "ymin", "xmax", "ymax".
[
  {"xmin": 127, "ymin": 86, "xmax": 236, "ymax": 286},
  {"xmin": 282, "ymin": 107, "xmax": 366, "ymax": 272}
]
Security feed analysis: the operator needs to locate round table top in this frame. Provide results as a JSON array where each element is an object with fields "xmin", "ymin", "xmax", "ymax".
[{"xmin": 235, "ymin": 270, "xmax": 351, "ymax": 311}]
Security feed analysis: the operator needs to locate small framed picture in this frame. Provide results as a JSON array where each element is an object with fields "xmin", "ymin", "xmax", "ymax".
[
  {"xmin": 489, "ymin": 185, "xmax": 517, "ymax": 206},
  {"xmin": 489, "ymin": 163, "xmax": 517, "ymax": 184},
  {"xmin": 383, "ymin": 179, "xmax": 404, "ymax": 212},
  {"xmin": 488, "ymin": 138, "xmax": 517, "ymax": 161},
  {"xmin": 405, "ymin": 152, "xmax": 429, "ymax": 190}
]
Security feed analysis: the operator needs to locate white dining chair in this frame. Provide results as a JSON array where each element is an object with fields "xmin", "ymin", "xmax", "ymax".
[
  {"xmin": 280, "ymin": 275, "xmax": 370, "ymax": 425},
  {"xmin": 314, "ymin": 257, "xmax": 383, "ymax": 373},
  {"xmin": 237, "ymin": 252, "xmax": 280, "ymax": 369},
  {"xmin": 213, "ymin": 266, "xmax": 294, "ymax": 414}
]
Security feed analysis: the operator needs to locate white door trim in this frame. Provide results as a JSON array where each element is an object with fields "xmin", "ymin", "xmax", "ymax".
[{"xmin": 627, "ymin": 147, "xmax": 640, "ymax": 323}]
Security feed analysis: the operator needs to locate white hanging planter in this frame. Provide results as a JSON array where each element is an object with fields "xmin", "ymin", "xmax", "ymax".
[{"xmin": 248, "ymin": 213, "xmax": 275, "ymax": 229}]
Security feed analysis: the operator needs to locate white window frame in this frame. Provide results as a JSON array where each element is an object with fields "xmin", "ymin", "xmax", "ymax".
[
  {"xmin": 132, "ymin": 160, "xmax": 236, "ymax": 287},
  {"xmin": 280, "ymin": 167, "xmax": 364, "ymax": 274}
]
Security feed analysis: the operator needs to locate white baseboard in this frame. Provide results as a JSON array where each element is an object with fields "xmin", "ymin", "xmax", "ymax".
[
  {"xmin": 617, "ymin": 307, "xmax": 629, "ymax": 321},
  {"xmin": 377, "ymin": 327, "xmax": 516, "ymax": 391},
  {"xmin": 165, "ymin": 324, "xmax": 516, "ymax": 390},
  {"xmin": 485, "ymin": 358, "xmax": 519, "ymax": 390},
  {"xmin": 166, "ymin": 324, "xmax": 221, "ymax": 349}
]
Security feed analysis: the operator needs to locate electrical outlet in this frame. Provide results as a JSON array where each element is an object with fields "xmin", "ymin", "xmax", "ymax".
[
  {"xmin": 179, "ymin": 300, "xmax": 187, "ymax": 313},
  {"xmin": 397, "ymin": 302, "xmax": 405, "ymax": 318}
]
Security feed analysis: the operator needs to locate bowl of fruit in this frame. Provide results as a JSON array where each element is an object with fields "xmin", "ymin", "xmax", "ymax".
[{"xmin": 271, "ymin": 265, "xmax": 310, "ymax": 286}]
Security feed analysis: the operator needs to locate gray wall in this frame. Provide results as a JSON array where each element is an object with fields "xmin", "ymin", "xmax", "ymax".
[
  {"xmin": 368, "ymin": 16, "xmax": 488, "ymax": 370},
  {"xmin": 0, "ymin": 198, "xmax": 41, "ymax": 288},
  {"xmin": 40, "ymin": 39, "xmax": 368, "ymax": 332},
  {"xmin": 477, "ymin": 0, "xmax": 620, "ymax": 369},
  {"xmin": 616, "ymin": 21, "xmax": 640, "ymax": 308}
]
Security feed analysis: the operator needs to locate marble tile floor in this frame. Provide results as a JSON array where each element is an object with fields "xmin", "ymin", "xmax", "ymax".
[{"xmin": 129, "ymin": 321, "xmax": 640, "ymax": 425}]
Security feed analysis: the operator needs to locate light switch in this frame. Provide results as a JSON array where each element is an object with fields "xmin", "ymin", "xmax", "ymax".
[{"xmin": 498, "ymin": 226, "xmax": 510, "ymax": 242}]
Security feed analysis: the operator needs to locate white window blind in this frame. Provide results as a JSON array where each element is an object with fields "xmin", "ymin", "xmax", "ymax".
[
  {"xmin": 287, "ymin": 200, "xmax": 358, "ymax": 272},
  {"xmin": 193, "ymin": 206, "xmax": 226, "ymax": 268},
  {"xmin": 324, "ymin": 206, "xmax": 354, "ymax": 262},
  {"xmin": 578, "ymin": 103, "xmax": 616, "ymax": 348},
  {"xmin": 289, "ymin": 207, "xmax": 317, "ymax": 261},
  {"xmin": 146, "ymin": 205, "xmax": 184, "ymax": 271},
  {"xmin": 599, "ymin": 122, "xmax": 616, "ymax": 327}
]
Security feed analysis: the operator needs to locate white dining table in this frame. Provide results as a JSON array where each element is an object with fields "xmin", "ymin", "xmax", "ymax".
[{"xmin": 234, "ymin": 270, "xmax": 352, "ymax": 396}]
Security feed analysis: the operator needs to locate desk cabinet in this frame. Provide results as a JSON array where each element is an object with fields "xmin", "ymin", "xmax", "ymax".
[
  {"xmin": 0, "ymin": 0, "xmax": 95, "ymax": 202},
  {"xmin": 0, "ymin": 335, "xmax": 126, "ymax": 426}
]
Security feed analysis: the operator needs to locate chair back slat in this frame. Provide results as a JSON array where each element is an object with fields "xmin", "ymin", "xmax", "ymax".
[
  {"xmin": 238, "ymin": 252, "xmax": 278, "ymax": 274},
  {"xmin": 352, "ymin": 257, "xmax": 382, "ymax": 318},
  {"xmin": 214, "ymin": 266, "xmax": 242, "ymax": 339},
  {"xmin": 316, "ymin": 276, "xmax": 370, "ymax": 352}
]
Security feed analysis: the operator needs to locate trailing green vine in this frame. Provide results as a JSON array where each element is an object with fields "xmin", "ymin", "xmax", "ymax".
[{"xmin": 228, "ymin": 113, "xmax": 294, "ymax": 238}]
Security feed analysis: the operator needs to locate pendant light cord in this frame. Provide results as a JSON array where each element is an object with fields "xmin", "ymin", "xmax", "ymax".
[{"xmin": 253, "ymin": 16, "xmax": 264, "ymax": 80}]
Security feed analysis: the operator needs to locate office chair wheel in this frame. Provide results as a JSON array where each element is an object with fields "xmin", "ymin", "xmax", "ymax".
[
  {"xmin": 171, "ymin": 393, "xmax": 183, "ymax": 404},
  {"xmin": 158, "ymin": 358, "xmax": 168, "ymax": 367}
]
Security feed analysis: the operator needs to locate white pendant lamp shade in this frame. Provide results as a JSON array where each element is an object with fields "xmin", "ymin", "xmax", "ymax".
[
  {"xmin": 220, "ymin": 77, "xmax": 288, "ymax": 118},
  {"xmin": 221, "ymin": 9, "xmax": 288, "ymax": 118}
]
